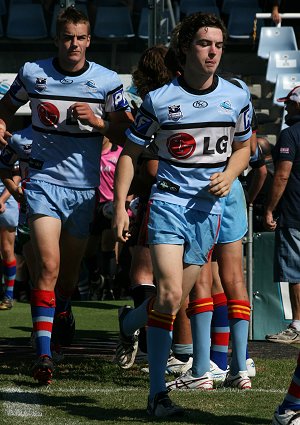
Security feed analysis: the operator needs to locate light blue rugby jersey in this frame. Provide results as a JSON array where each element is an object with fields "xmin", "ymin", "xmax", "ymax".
[
  {"xmin": 126, "ymin": 75, "xmax": 252, "ymax": 214},
  {"xmin": 7, "ymin": 58, "xmax": 128, "ymax": 188},
  {"xmin": 0, "ymin": 125, "xmax": 32, "ymax": 180}
]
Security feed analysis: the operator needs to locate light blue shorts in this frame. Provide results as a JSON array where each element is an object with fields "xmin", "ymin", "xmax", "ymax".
[
  {"xmin": 0, "ymin": 195, "xmax": 19, "ymax": 228},
  {"xmin": 147, "ymin": 200, "xmax": 220, "ymax": 266},
  {"xmin": 218, "ymin": 178, "xmax": 248, "ymax": 244},
  {"xmin": 25, "ymin": 179, "xmax": 96, "ymax": 239}
]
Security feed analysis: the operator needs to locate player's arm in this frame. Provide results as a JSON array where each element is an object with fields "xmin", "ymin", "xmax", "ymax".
[
  {"xmin": 0, "ymin": 168, "xmax": 23, "ymax": 203},
  {"xmin": 264, "ymin": 160, "xmax": 292, "ymax": 231},
  {"xmin": 0, "ymin": 93, "xmax": 20, "ymax": 147},
  {"xmin": 113, "ymin": 139, "xmax": 144, "ymax": 243},
  {"xmin": 209, "ymin": 138, "xmax": 251, "ymax": 197},
  {"xmin": 70, "ymin": 103, "xmax": 133, "ymax": 145}
]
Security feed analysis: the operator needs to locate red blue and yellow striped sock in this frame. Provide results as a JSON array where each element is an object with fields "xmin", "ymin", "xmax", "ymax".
[
  {"xmin": 147, "ymin": 309, "xmax": 175, "ymax": 398},
  {"xmin": 3, "ymin": 259, "xmax": 16, "ymax": 300},
  {"xmin": 228, "ymin": 299, "xmax": 251, "ymax": 375},
  {"xmin": 187, "ymin": 298, "xmax": 213, "ymax": 377},
  {"xmin": 211, "ymin": 292, "xmax": 230, "ymax": 371},
  {"xmin": 31, "ymin": 289, "xmax": 56, "ymax": 358}
]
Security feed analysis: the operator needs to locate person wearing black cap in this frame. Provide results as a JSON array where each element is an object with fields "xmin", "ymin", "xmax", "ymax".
[{"xmin": 264, "ymin": 85, "xmax": 300, "ymax": 425}]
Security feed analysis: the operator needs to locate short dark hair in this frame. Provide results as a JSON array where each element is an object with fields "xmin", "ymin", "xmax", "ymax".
[
  {"xmin": 56, "ymin": 6, "xmax": 90, "ymax": 37},
  {"xmin": 178, "ymin": 12, "xmax": 227, "ymax": 65}
]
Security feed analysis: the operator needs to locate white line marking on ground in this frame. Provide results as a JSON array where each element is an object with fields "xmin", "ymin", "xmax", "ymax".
[
  {"xmin": 0, "ymin": 386, "xmax": 287, "ymax": 395},
  {"xmin": 2, "ymin": 386, "xmax": 42, "ymax": 417}
]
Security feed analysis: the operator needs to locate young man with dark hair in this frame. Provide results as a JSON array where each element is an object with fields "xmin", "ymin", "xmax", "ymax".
[{"xmin": 113, "ymin": 12, "xmax": 251, "ymax": 418}]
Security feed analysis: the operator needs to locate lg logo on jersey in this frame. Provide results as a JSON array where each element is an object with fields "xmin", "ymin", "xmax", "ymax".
[
  {"xmin": 167, "ymin": 133, "xmax": 228, "ymax": 159},
  {"xmin": 193, "ymin": 100, "xmax": 208, "ymax": 108}
]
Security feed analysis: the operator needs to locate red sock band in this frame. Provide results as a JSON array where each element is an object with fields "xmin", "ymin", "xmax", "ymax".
[
  {"xmin": 227, "ymin": 299, "xmax": 251, "ymax": 320},
  {"xmin": 147, "ymin": 309, "xmax": 176, "ymax": 331},
  {"xmin": 212, "ymin": 292, "xmax": 227, "ymax": 307},
  {"xmin": 31, "ymin": 289, "xmax": 56, "ymax": 308},
  {"xmin": 186, "ymin": 297, "xmax": 214, "ymax": 318}
]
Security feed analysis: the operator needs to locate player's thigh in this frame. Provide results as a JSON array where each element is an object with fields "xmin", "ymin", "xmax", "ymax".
[
  {"xmin": 0, "ymin": 226, "xmax": 16, "ymax": 260},
  {"xmin": 130, "ymin": 245, "xmax": 153, "ymax": 284},
  {"xmin": 29, "ymin": 214, "xmax": 61, "ymax": 271}
]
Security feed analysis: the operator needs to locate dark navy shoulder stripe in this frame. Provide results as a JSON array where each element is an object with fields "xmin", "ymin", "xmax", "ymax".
[
  {"xmin": 240, "ymin": 104, "xmax": 250, "ymax": 114},
  {"xmin": 8, "ymin": 90, "xmax": 28, "ymax": 105},
  {"xmin": 140, "ymin": 105, "xmax": 158, "ymax": 122},
  {"xmin": 29, "ymin": 93, "xmax": 105, "ymax": 104},
  {"xmin": 130, "ymin": 126, "xmax": 153, "ymax": 141},
  {"xmin": 235, "ymin": 128, "xmax": 251, "ymax": 136},
  {"xmin": 107, "ymin": 84, "xmax": 123, "ymax": 96}
]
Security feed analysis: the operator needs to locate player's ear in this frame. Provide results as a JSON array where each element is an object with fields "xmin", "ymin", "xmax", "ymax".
[{"xmin": 86, "ymin": 34, "xmax": 91, "ymax": 47}]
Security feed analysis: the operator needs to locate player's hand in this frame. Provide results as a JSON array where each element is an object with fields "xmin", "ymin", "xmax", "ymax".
[
  {"xmin": 70, "ymin": 102, "xmax": 98, "ymax": 127},
  {"xmin": 0, "ymin": 129, "xmax": 12, "ymax": 148},
  {"xmin": 0, "ymin": 201, "xmax": 5, "ymax": 213},
  {"xmin": 112, "ymin": 207, "xmax": 131, "ymax": 243},
  {"xmin": 12, "ymin": 186, "xmax": 24, "ymax": 204},
  {"xmin": 263, "ymin": 210, "xmax": 277, "ymax": 231},
  {"xmin": 208, "ymin": 172, "xmax": 232, "ymax": 197}
]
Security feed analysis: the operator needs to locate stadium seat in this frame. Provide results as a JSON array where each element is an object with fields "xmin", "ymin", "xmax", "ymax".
[
  {"xmin": 138, "ymin": 7, "xmax": 172, "ymax": 40},
  {"xmin": 180, "ymin": 0, "xmax": 218, "ymax": 15},
  {"xmin": 0, "ymin": 0, "xmax": 6, "ymax": 16},
  {"xmin": 93, "ymin": 6, "xmax": 135, "ymax": 69},
  {"xmin": 181, "ymin": 4, "xmax": 220, "ymax": 17},
  {"xmin": 227, "ymin": 7, "xmax": 262, "ymax": 39},
  {"xmin": 50, "ymin": 3, "xmax": 88, "ymax": 38},
  {"xmin": 221, "ymin": 0, "xmax": 260, "ymax": 16},
  {"xmin": 6, "ymin": 4, "xmax": 48, "ymax": 40},
  {"xmin": 266, "ymin": 50, "xmax": 300, "ymax": 83},
  {"xmin": 258, "ymin": 27, "xmax": 298, "ymax": 60},
  {"xmin": 273, "ymin": 73, "xmax": 300, "ymax": 106}
]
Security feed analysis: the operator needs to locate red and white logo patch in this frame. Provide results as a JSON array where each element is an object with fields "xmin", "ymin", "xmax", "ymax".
[
  {"xmin": 37, "ymin": 102, "xmax": 60, "ymax": 127},
  {"xmin": 167, "ymin": 133, "xmax": 196, "ymax": 159}
]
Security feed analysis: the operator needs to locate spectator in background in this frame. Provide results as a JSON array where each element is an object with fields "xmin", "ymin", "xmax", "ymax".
[{"xmin": 264, "ymin": 86, "xmax": 300, "ymax": 346}]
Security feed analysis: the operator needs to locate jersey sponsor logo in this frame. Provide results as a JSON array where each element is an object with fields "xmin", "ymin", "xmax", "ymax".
[
  {"xmin": 37, "ymin": 102, "xmax": 60, "ymax": 127},
  {"xmin": 60, "ymin": 78, "xmax": 73, "ymax": 85},
  {"xmin": 134, "ymin": 111, "xmax": 152, "ymax": 135},
  {"xmin": 193, "ymin": 100, "xmax": 208, "ymax": 108},
  {"xmin": 113, "ymin": 88, "xmax": 127, "ymax": 110},
  {"xmin": 35, "ymin": 78, "xmax": 47, "ymax": 92},
  {"xmin": 168, "ymin": 105, "xmax": 183, "ymax": 121},
  {"xmin": 167, "ymin": 133, "xmax": 196, "ymax": 159}
]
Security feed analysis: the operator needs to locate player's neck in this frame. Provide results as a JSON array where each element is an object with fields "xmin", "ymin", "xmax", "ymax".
[
  {"xmin": 55, "ymin": 57, "xmax": 89, "ymax": 75},
  {"xmin": 183, "ymin": 72, "xmax": 214, "ymax": 91}
]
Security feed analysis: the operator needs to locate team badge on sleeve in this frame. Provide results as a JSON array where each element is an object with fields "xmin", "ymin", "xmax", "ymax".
[
  {"xmin": 113, "ymin": 88, "xmax": 128, "ymax": 110},
  {"xmin": 134, "ymin": 110, "xmax": 153, "ymax": 135},
  {"xmin": 243, "ymin": 105, "xmax": 251, "ymax": 130}
]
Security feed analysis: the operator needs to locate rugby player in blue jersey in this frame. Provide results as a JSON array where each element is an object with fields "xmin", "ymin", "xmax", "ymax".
[
  {"xmin": 113, "ymin": 12, "xmax": 251, "ymax": 418},
  {"xmin": 0, "ymin": 7, "xmax": 133, "ymax": 384}
]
